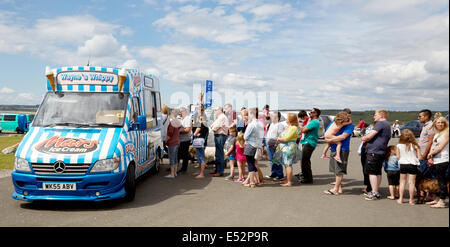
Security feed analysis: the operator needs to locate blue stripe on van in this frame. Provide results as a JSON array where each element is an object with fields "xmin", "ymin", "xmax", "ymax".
[
  {"xmin": 23, "ymin": 128, "xmax": 45, "ymax": 161},
  {"xmin": 101, "ymin": 85, "xmax": 107, "ymax": 92},
  {"xmin": 89, "ymin": 85, "xmax": 95, "ymax": 92},
  {"xmin": 107, "ymin": 128, "xmax": 122, "ymax": 158},
  {"xmin": 91, "ymin": 129, "xmax": 108, "ymax": 162},
  {"xmin": 15, "ymin": 127, "xmax": 35, "ymax": 156},
  {"xmin": 77, "ymin": 132, "xmax": 94, "ymax": 165}
]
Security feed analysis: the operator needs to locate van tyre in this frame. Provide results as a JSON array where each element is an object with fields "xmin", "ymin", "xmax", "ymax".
[{"xmin": 123, "ymin": 163, "xmax": 136, "ymax": 202}]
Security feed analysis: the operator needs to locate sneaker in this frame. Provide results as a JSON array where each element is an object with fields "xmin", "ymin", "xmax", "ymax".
[
  {"xmin": 365, "ymin": 192, "xmax": 381, "ymax": 201},
  {"xmin": 225, "ymin": 175, "xmax": 234, "ymax": 181},
  {"xmin": 234, "ymin": 178, "xmax": 245, "ymax": 183},
  {"xmin": 164, "ymin": 175, "xmax": 175, "ymax": 179}
]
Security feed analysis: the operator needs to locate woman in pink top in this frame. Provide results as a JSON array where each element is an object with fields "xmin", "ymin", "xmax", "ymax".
[{"xmin": 165, "ymin": 109, "xmax": 182, "ymax": 179}]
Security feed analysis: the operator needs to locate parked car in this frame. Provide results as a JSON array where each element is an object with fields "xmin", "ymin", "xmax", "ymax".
[
  {"xmin": 0, "ymin": 113, "xmax": 34, "ymax": 133},
  {"xmin": 319, "ymin": 115, "xmax": 334, "ymax": 139},
  {"xmin": 400, "ymin": 120, "xmax": 422, "ymax": 137}
]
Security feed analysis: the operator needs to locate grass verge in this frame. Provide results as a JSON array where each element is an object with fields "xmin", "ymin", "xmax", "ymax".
[{"xmin": 0, "ymin": 135, "xmax": 24, "ymax": 169}]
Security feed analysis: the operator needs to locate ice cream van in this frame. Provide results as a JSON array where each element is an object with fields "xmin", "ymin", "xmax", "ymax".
[{"xmin": 12, "ymin": 66, "xmax": 163, "ymax": 202}]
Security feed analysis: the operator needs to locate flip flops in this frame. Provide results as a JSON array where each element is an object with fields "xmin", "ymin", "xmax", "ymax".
[{"xmin": 324, "ymin": 189, "xmax": 339, "ymax": 195}]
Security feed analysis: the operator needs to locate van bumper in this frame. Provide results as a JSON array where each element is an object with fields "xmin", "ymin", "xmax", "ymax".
[{"xmin": 11, "ymin": 171, "xmax": 126, "ymax": 202}]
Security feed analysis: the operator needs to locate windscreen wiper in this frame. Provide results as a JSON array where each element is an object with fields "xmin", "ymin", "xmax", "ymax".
[{"xmin": 76, "ymin": 123, "xmax": 122, "ymax": 128}]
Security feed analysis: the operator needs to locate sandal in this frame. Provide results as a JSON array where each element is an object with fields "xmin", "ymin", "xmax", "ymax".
[
  {"xmin": 426, "ymin": 200, "xmax": 439, "ymax": 205},
  {"xmin": 430, "ymin": 202, "xmax": 447, "ymax": 208},
  {"xmin": 280, "ymin": 183, "xmax": 292, "ymax": 187},
  {"xmin": 324, "ymin": 189, "xmax": 338, "ymax": 195},
  {"xmin": 387, "ymin": 196, "xmax": 395, "ymax": 200}
]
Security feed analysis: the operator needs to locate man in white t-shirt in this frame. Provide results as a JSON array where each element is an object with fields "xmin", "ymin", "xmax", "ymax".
[
  {"xmin": 265, "ymin": 111, "xmax": 286, "ymax": 180},
  {"xmin": 178, "ymin": 107, "xmax": 192, "ymax": 173}
]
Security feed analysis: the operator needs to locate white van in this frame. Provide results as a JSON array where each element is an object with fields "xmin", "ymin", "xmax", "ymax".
[{"xmin": 12, "ymin": 66, "xmax": 163, "ymax": 202}]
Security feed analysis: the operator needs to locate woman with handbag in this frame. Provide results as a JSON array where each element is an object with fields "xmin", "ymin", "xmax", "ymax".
[
  {"xmin": 192, "ymin": 105, "xmax": 209, "ymax": 179},
  {"xmin": 242, "ymin": 108, "xmax": 263, "ymax": 188},
  {"xmin": 273, "ymin": 113, "xmax": 299, "ymax": 187}
]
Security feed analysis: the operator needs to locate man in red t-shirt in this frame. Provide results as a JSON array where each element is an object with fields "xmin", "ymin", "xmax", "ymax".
[
  {"xmin": 298, "ymin": 110, "xmax": 309, "ymax": 143},
  {"xmin": 357, "ymin": 119, "xmax": 366, "ymax": 135}
]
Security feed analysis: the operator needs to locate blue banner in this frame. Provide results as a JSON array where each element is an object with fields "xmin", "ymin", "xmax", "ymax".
[{"xmin": 205, "ymin": 80, "xmax": 213, "ymax": 108}]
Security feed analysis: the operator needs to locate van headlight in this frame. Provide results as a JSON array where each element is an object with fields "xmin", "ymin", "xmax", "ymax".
[
  {"xmin": 91, "ymin": 157, "xmax": 120, "ymax": 173},
  {"xmin": 14, "ymin": 157, "xmax": 31, "ymax": 172}
]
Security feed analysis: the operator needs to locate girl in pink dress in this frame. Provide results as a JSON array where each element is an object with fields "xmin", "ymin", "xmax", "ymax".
[{"xmin": 234, "ymin": 133, "xmax": 247, "ymax": 182}]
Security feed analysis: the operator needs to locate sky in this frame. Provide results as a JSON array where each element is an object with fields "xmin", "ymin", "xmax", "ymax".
[{"xmin": 0, "ymin": 0, "xmax": 448, "ymax": 111}]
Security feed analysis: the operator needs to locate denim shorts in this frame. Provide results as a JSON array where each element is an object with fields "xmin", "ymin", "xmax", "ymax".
[
  {"xmin": 196, "ymin": 147, "xmax": 206, "ymax": 164},
  {"xmin": 228, "ymin": 156, "xmax": 235, "ymax": 161},
  {"xmin": 168, "ymin": 145, "xmax": 179, "ymax": 166}
]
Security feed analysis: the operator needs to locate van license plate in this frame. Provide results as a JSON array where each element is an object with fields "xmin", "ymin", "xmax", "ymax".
[{"xmin": 43, "ymin": 183, "xmax": 76, "ymax": 191}]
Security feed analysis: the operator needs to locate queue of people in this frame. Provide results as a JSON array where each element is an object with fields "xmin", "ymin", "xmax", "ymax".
[{"xmin": 160, "ymin": 103, "xmax": 449, "ymax": 208}]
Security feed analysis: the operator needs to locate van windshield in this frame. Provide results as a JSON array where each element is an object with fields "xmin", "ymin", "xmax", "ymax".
[{"xmin": 33, "ymin": 92, "xmax": 129, "ymax": 128}]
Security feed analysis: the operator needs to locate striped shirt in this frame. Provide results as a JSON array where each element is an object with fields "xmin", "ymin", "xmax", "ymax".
[{"xmin": 418, "ymin": 120, "xmax": 435, "ymax": 158}]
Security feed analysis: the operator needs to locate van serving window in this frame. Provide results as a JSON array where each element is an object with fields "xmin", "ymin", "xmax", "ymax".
[
  {"xmin": 132, "ymin": 96, "xmax": 141, "ymax": 123},
  {"xmin": 144, "ymin": 90, "xmax": 154, "ymax": 129}
]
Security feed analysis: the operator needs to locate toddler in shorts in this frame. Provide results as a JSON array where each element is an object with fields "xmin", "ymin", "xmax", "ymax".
[{"xmin": 384, "ymin": 145, "xmax": 400, "ymax": 200}]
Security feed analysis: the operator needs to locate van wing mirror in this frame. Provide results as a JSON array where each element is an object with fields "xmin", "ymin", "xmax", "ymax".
[
  {"xmin": 131, "ymin": 115, "xmax": 147, "ymax": 131},
  {"xmin": 138, "ymin": 115, "xmax": 147, "ymax": 131}
]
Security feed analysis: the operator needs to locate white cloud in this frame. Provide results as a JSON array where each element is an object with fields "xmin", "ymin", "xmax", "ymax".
[
  {"xmin": 77, "ymin": 34, "xmax": 129, "ymax": 58},
  {"xmin": 18, "ymin": 93, "xmax": 34, "ymax": 99},
  {"xmin": 153, "ymin": 5, "xmax": 271, "ymax": 43},
  {"xmin": 363, "ymin": 0, "xmax": 438, "ymax": 14},
  {"xmin": 372, "ymin": 60, "xmax": 429, "ymax": 84},
  {"xmin": 0, "ymin": 13, "xmax": 133, "ymax": 66},
  {"xmin": 0, "ymin": 87, "xmax": 15, "ymax": 94},
  {"xmin": 425, "ymin": 51, "xmax": 449, "ymax": 74}
]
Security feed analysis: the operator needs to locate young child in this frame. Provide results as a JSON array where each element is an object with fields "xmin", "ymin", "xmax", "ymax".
[
  {"xmin": 321, "ymin": 112, "xmax": 352, "ymax": 163},
  {"xmin": 384, "ymin": 145, "xmax": 400, "ymax": 200},
  {"xmin": 396, "ymin": 129, "xmax": 421, "ymax": 205},
  {"xmin": 234, "ymin": 132, "xmax": 247, "ymax": 182},
  {"xmin": 224, "ymin": 127, "xmax": 237, "ymax": 180}
]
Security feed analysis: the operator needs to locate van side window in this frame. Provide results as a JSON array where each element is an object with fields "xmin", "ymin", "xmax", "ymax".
[
  {"xmin": 132, "ymin": 97, "xmax": 140, "ymax": 123},
  {"xmin": 4, "ymin": 115, "xmax": 16, "ymax": 121},
  {"xmin": 156, "ymin": 93, "xmax": 161, "ymax": 112},
  {"xmin": 143, "ymin": 90, "xmax": 154, "ymax": 129},
  {"xmin": 151, "ymin": 92, "xmax": 158, "ymax": 127}
]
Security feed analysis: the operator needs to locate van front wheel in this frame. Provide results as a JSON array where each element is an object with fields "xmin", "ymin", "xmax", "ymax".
[{"xmin": 123, "ymin": 163, "xmax": 136, "ymax": 202}]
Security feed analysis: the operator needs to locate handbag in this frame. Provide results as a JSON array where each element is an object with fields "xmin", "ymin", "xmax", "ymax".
[
  {"xmin": 244, "ymin": 143, "xmax": 257, "ymax": 156},
  {"xmin": 254, "ymin": 148, "xmax": 262, "ymax": 160},
  {"xmin": 192, "ymin": 138, "xmax": 205, "ymax": 148}
]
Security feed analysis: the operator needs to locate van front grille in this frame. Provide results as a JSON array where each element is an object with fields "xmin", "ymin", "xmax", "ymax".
[{"xmin": 31, "ymin": 163, "xmax": 91, "ymax": 175}]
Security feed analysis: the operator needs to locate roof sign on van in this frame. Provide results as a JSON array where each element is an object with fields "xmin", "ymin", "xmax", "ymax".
[{"xmin": 57, "ymin": 71, "xmax": 118, "ymax": 86}]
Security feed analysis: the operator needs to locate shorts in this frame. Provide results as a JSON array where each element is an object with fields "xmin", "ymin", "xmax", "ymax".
[
  {"xmin": 400, "ymin": 164, "xmax": 418, "ymax": 175},
  {"xmin": 168, "ymin": 145, "xmax": 179, "ymax": 166},
  {"xmin": 228, "ymin": 156, "xmax": 235, "ymax": 161},
  {"xmin": 386, "ymin": 170, "xmax": 400, "ymax": 185},
  {"xmin": 365, "ymin": 153, "xmax": 385, "ymax": 175},
  {"xmin": 246, "ymin": 155, "xmax": 257, "ymax": 172},
  {"xmin": 195, "ymin": 148, "xmax": 206, "ymax": 164},
  {"xmin": 329, "ymin": 150, "xmax": 349, "ymax": 175}
]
